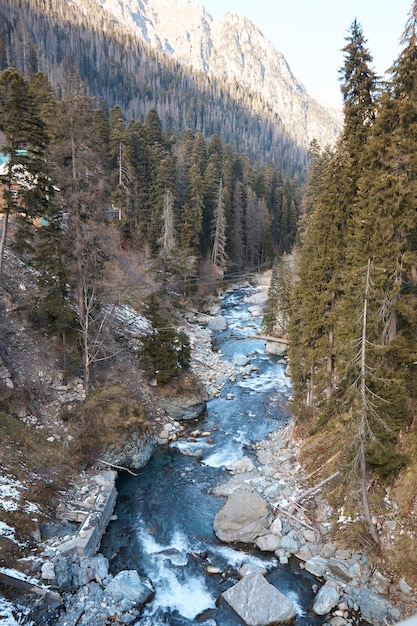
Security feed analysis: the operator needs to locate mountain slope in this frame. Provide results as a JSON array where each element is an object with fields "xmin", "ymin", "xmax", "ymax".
[
  {"xmin": 93, "ymin": 0, "xmax": 341, "ymax": 148},
  {"xmin": 0, "ymin": 0, "xmax": 309, "ymax": 174}
]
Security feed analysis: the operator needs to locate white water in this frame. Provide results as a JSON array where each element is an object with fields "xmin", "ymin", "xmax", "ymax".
[
  {"xmin": 102, "ymin": 284, "xmax": 323, "ymax": 625},
  {"xmin": 138, "ymin": 526, "xmax": 216, "ymax": 620}
]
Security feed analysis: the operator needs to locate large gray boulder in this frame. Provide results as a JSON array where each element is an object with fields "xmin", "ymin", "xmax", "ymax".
[
  {"xmin": 207, "ymin": 315, "xmax": 228, "ymax": 331},
  {"xmin": 156, "ymin": 380, "xmax": 209, "ymax": 421},
  {"xmin": 105, "ymin": 570, "xmax": 154, "ymax": 610},
  {"xmin": 213, "ymin": 488, "xmax": 271, "ymax": 543},
  {"xmin": 304, "ymin": 555, "xmax": 328, "ymax": 578},
  {"xmin": 222, "ymin": 572, "xmax": 296, "ymax": 625},
  {"xmin": 101, "ymin": 428, "xmax": 155, "ymax": 470},
  {"xmin": 313, "ymin": 582, "xmax": 341, "ymax": 616},
  {"xmin": 345, "ymin": 588, "xmax": 402, "ymax": 626}
]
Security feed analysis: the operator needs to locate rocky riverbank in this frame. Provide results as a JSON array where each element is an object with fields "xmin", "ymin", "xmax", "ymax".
[
  {"xmin": 3, "ymin": 283, "xmax": 415, "ymax": 626},
  {"xmin": 160, "ymin": 285, "xmax": 417, "ymax": 625},
  {"xmin": 209, "ymin": 422, "xmax": 414, "ymax": 626}
]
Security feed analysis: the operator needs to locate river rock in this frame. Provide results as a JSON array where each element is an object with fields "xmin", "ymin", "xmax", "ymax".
[
  {"xmin": 313, "ymin": 582, "xmax": 341, "ymax": 615},
  {"xmin": 206, "ymin": 316, "xmax": 228, "ymax": 331},
  {"xmin": 101, "ymin": 427, "xmax": 155, "ymax": 471},
  {"xmin": 255, "ymin": 533, "xmax": 281, "ymax": 552},
  {"xmin": 226, "ymin": 456, "xmax": 256, "ymax": 474},
  {"xmin": 104, "ymin": 570, "xmax": 154, "ymax": 609},
  {"xmin": 239, "ymin": 563, "xmax": 267, "ymax": 578},
  {"xmin": 156, "ymin": 380, "xmax": 209, "ymax": 421},
  {"xmin": 222, "ymin": 572, "xmax": 296, "ymax": 625},
  {"xmin": 233, "ymin": 354, "xmax": 250, "ymax": 366},
  {"xmin": 244, "ymin": 289, "xmax": 267, "ymax": 305},
  {"xmin": 213, "ymin": 488, "xmax": 271, "ymax": 543},
  {"xmin": 326, "ymin": 557, "xmax": 360, "ymax": 582},
  {"xmin": 270, "ymin": 517, "xmax": 282, "ymax": 535},
  {"xmin": 370, "ymin": 570, "xmax": 390, "ymax": 595},
  {"xmin": 345, "ymin": 588, "xmax": 402, "ymax": 625},
  {"xmin": 304, "ymin": 555, "xmax": 328, "ymax": 578},
  {"xmin": 41, "ymin": 561, "xmax": 56, "ymax": 583},
  {"xmin": 74, "ymin": 554, "xmax": 110, "ymax": 586},
  {"xmin": 279, "ymin": 534, "xmax": 300, "ymax": 554}
]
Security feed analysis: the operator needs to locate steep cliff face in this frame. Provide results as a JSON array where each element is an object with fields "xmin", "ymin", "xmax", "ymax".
[{"xmin": 94, "ymin": 0, "xmax": 341, "ymax": 148}]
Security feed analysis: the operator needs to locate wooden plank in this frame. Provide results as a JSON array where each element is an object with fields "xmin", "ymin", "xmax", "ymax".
[{"xmin": 0, "ymin": 571, "xmax": 62, "ymax": 604}]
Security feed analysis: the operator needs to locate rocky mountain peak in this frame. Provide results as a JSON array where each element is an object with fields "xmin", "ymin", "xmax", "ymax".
[{"xmin": 94, "ymin": 0, "xmax": 341, "ymax": 148}]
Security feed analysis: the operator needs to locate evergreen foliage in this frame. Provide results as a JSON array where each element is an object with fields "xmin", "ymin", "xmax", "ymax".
[
  {"xmin": 0, "ymin": 67, "xmax": 51, "ymax": 276},
  {"xmin": 138, "ymin": 294, "xmax": 191, "ymax": 384},
  {"xmin": 0, "ymin": 66, "xmax": 299, "ymax": 385},
  {"xmin": 289, "ymin": 12, "xmax": 417, "ymax": 492},
  {"xmin": 0, "ymin": 0, "xmax": 308, "ymax": 177}
]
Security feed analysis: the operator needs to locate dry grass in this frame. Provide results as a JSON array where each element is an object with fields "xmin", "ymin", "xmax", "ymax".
[
  {"xmin": 295, "ymin": 409, "xmax": 417, "ymax": 596},
  {"xmin": 0, "ymin": 411, "xmax": 78, "ymax": 567},
  {"xmin": 61, "ymin": 384, "xmax": 151, "ymax": 466},
  {"xmin": 153, "ymin": 371, "xmax": 203, "ymax": 398}
]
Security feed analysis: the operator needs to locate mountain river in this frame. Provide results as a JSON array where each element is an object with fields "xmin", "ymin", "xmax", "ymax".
[{"xmin": 100, "ymin": 284, "xmax": 324, "ymax": 625}]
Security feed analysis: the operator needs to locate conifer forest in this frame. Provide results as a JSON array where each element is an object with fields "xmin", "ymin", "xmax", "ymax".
[{"xmin": 1, "ymin": 0, "xmax": 417, "ymax": 582}]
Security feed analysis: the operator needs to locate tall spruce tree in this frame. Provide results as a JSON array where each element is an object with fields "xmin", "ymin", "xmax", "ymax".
[
  {"xmin": 339, "ymin": 19, "xmax": 379, "ymax": 161},
  {"xmin": 0, "ymin": 68, "xmax": 50, "ymax": 278},
  {"xmin": 138, "ymin": 294, "xmax": 190, "ymax": 384},
  {"xmin": 336, "ymin": 2, "xmax": 417, "ymax": 475}
]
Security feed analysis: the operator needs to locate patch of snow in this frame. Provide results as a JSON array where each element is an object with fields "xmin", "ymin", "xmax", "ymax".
[
  {"xmin": 0, "ymin": 476, "xmax": 39, "ymax": 514},
  {"xmin": 0, "ymin": 522, "xmax": 24, "ymax": 547},
  {"xmin": 0, "ymin": 595, "xmax": 34, "ymax": 625},
  {"xmin": 0, "ymin": 567, "xmax": 39, "ymax": 585},
  {"xmin": 0, "ymin": 488, "xmax": 20, "ymax": 511},
  {"xmin": 23, "ymin": 501, "xmax": 40, "ymax": 514}
]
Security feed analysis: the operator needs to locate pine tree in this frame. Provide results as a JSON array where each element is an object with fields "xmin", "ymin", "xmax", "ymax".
[
  {"xmin": 109, "ymin": 105, "xmax": 132, "ymax": 222},
  {"xmin": 262, "ymin": 258, "xmax": 292, "ymax": 336},
  {"xmin": 289, "ymin": 148, "xmax": 350, "ymax": 410},
  {"xmin": 0, "ymin": 68, "xmax": 51, "ymax": 278},
  {"xmin": 231, "ymin": 180, "xmax": 245, "ymax": 270},
  {"xmin": 339, "ymin": 19, "xmax": 378, "ymax": 161},
  {"xmin": 49, "ymin": 71, "xmax": 113, "ymax": 390},
  {"xmin": 159, "ymin": 187, "xmax": 177, "ymax": 262},
  {"xmin": 138, "ymin": 294, "xmax": 190, "ymax": 384}
]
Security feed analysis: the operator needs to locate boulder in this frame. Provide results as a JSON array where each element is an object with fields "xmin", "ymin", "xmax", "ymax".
[
  {"xmin": 41, "ymin": 561, "xmax": 56, "ymax": 583},
  {"xmin": 104, "ymin": 570, "xmax": 154, "ymax": 609},
  {"xmin": 313, "ymin": 582, "xmax": 341, "ymax": 616},
  {"xmin": 280, "ymin": 534, "xmax": 300, "ymax": 554},
  {"xmin": 222, "ymin": 572, "xmax": 296, "ymax": 625},
  {"xmin": 255, "ymin": 533, "xmax": 281, "ymax": 552},
  {"xmin": 226, "ymin": 456, "xmax": 256, "ymax": 474},
  {"xmin": 101, "ymin": 428, "xmax": 155, "ymax": 471},
  {"xmin": 304, "ymin": 555, "xmax": 328, "ymax": 578},
  {"xmin": 156, "ymin": 380, "xmax": 209, "ymax": 421},
  {"xmin": 233, "ymin": 354, "xmax": 250, "ymax": 366},
  {"xmin": 345, "ymin": 588, "xmax": 402, "ymax": 626},
  {"xmin": 214, "ymin": 488, "xmax": 271, "ymax": 543},
  {"xmin": 207, "ymin": 316, "xmax": 228, "ymax": 331},
  {"xmin": 239, "ymin": 563, "xmax": 267, "ymax": 578}
]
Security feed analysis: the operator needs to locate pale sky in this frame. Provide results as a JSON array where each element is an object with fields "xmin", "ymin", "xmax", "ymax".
[{"xmin": 188, "ymin": 0, "xmax": 412, "ymax": 109}]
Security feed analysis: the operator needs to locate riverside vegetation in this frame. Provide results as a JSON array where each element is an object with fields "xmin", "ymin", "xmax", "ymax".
[{"xmin": 1, "ymin": 1, "xmax": 417, "ymax": 623}]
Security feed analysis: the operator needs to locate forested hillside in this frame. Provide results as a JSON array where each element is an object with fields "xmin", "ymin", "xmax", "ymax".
[
  {"xmin": 0, "ymin": 64, "xmax": 301, "ymax": 391},
  {"xmin": 286, "ymin": 5, "xmax": 417, "ymax": 572},
  {"xmin": 0, "ymin": 0, "xmax": 309, "ymax": 176}
]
